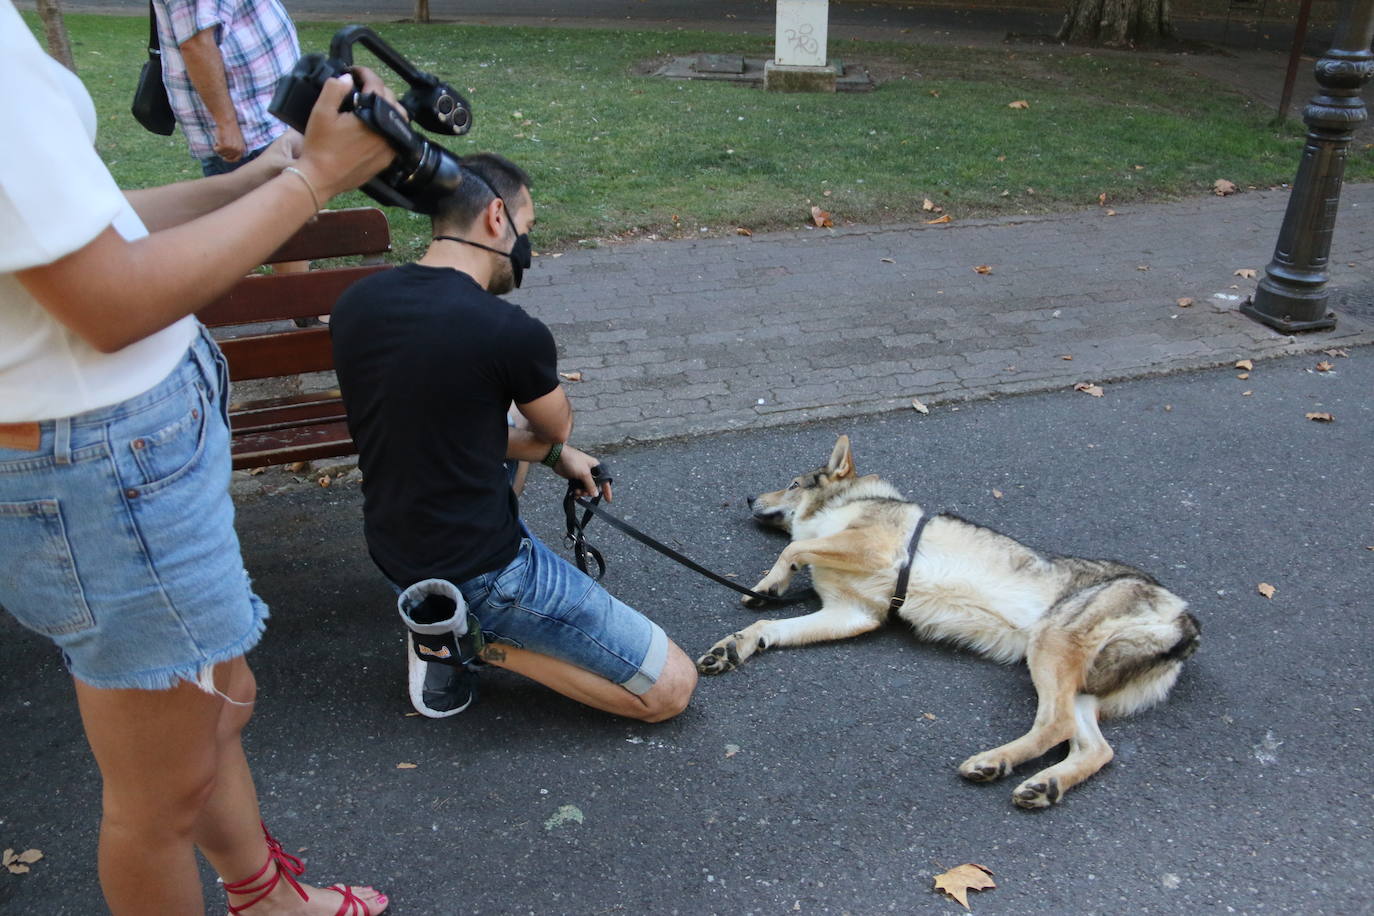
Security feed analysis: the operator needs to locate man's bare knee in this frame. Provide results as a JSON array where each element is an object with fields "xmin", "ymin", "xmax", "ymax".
[{"xmin": 637, "ymin": 647, "xmax": 698, "ymax": 723}]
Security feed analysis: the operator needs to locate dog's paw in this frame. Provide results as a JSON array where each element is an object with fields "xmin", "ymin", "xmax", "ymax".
[
  {"xmin": 741, "ymin": 593, "xmax": 767, "ymax": 609},
  {"xmin": 1012, "ymin": 776, "xmax": 1061, "ymax": 809},
  {"xmin": 958, "ymin": 755, "xmax": 1012, "ymax": 783},
  {"xmin": 696, "ymin": 638, "xmax": 743, "ymax": 675}
]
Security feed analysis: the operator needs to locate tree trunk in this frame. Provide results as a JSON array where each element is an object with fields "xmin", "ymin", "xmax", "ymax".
[
  {"xmin": 36, "ymin": 0, "xmax": 77, "ymax": 73},
  {"xmin": 414, "ymin": 0, "xmax": 430, "ymax": 23},
  {"xmin": 1057, "ymin": 0, "xmax": 1173, "ymax": 46}
]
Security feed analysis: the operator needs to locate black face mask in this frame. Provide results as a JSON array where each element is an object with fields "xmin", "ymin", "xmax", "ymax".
[{"xmin": 433, "ymin": 200, "xmax": 532, "ymax": 289}]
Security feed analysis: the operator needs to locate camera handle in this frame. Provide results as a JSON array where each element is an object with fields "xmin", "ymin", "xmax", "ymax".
[{"xmin": 328, "ymin": 25, "xmax": 470, "ymax": 136}]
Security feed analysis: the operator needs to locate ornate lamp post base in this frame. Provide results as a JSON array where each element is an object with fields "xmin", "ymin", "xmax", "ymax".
[{"xmin": 1242, "ymin": 0, "xmax": 1374, "ymax": 334}]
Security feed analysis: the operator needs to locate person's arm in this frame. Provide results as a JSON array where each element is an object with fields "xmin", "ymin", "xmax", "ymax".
[
  {"xmin": 507, "ymin": 429, "xmax": 609, "ymax": 500},
  {"xmin": 514, "ymin": 386, "xmax": 573, "ymax": 445},
  {"xmin": 179, "ymin": 26, "xmax": 244, "ymax": 162},
  {"xmin": 17, "ymin": 74, "xmax": 393, "ymax": 354},
  {"xmin": 125, "ymin": 131, "xmax": 301, "ymax": 232}
]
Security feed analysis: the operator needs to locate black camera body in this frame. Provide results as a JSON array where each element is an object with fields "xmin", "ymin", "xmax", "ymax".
[{"xmin": 269, "ymin": 26, "xmax": 473, "ymax": 213}]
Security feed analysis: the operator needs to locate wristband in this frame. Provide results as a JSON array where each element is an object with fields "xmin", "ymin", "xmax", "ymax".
[
  {"xmin": 541, "ymin": 442, "xmax": 564, "ymax": 469},
  {"xmin": 282, "ymin": 166, "xmax": 322, "ymax": 221}
]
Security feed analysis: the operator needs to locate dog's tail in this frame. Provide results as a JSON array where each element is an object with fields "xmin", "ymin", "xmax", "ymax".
[{"xmin": 1092, "ymin": 605, "xmax": 1200, "ymax": 719}]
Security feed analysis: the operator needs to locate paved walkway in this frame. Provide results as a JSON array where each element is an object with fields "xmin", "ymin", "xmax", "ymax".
[{"xmin": 500, "ymin": 184, "xmax": 1374, "ymax": 451}]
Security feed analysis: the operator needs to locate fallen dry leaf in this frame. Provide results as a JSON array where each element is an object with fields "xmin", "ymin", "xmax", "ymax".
[
  {"xmin": 1176, "ymin": 297, "xmax": 1194, "ymax": 308},
  {"xmin": 735, "ymin": 227, "xmax": 752, "ymax": 236},
  {"xmin": 1315, "ymin": 361, "xmax": 1334, "ymax": 372},
  {"xmin": 1214, "ymin": 178, "xmax": 1238, "ymax": 196},
  {"xmin": 925, "ymin": 213, "xmax": 952, "ymax": 225},
  {"xmin": 934, "ymin": 863, "xmax": 996, "ymax": 910},
  {"xmin": 317, "ymin": 476, "xmax": 331, "ymax": 488},
  {"xmin": 1324, "ymin": 348, "xmax": 1349, "ymax": 358},
  {"xmin": 248, "ymin": 466, "xmax": 267, "ymax": 476},
  {"xmin": 881, "ymin": 257, "xmax": 895, "ymax": 264},
  {"xmin": 1097, "ymin": 192, "xmax": 1108, "ymax": 206},
  {"xmin": 396, "ymin": 762, "xmax": 418, "ymax": 769},
  {"xmin": 1235, "ymin": 359, "xmax": 1254, "ymax": 371},
  {"xmin": 286, "ymin": 461, "xmax": 309, "ymax": 473},
  {"xmin": 929, "ymin": 89, "xmax": 941, "ymax": 98},
  {"xmin": 724, "ymin": 744, "xmax": 740, "ymax": 758},
  {"xmin": 923, "ymin": 712, "xmax": 937, "ymax": 720},
  {"xmin": 1136, "ymin": 265, "xmax": 1150, "ymax": 271},
  {"xmin": 1008, "ymin": 100, "xmax": 1030, "ymax": 109},
  {"xmin": 911, "ymin": 397, "xmax": 930, "ymax": 415},
  {"xmin": 809, "ymin": 205, "xmax": 833, "ymax": 228},
  {"xmin": 3, "ymin": 849, "xmax": 43, "ymax": 875},
  {"xmin": 1074, "ymin": 382, "xmax": 1105, "ymax": 398},
  {"xmin": 559, "ymin": 371, "xmax": 583, "ymax": 382},
  {"xmin": 1237, "ymin": 373, "xmax": 1250, "ymax": 380},
  {"xmin": 1105, "ymin": 209, "xmax": 1117, "ymax": 216},
  {"xmin": 923, "ymin": 198, "xmax": 937, "ymax": 211},
  {"xmin": 1242, "ymin": 390, "xmax": 1253, "ymax": 396},
  {"xmin": 1257, "ymin": 582, "xmax": 1276, "ymax": 599},
  {"xmin": 1234, "ymin": 268, "xmax": 1258, "ymax": 279},
  {"xmin": 1306, "ymin": 412, "xmax": 1335, "ymax": 422},
  {"xmin": 1060, "ymin": 355, "xmax": 1073, "ymax": 361},
  {"xmin": 992, "ymin": 489, "xmax": 1003, "ymax": 499},
  {"xmin": 972, "ymin": 265, "xmax": 993, "ymax": 275},
  {"xmin": 996, "ymin": 154, "xmax": 1006, "ymax": 162}
]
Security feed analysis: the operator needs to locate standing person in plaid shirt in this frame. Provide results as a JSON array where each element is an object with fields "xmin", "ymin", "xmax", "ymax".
[{"xmin": 151, "ymin": 0, "xmax": 299, "ymax": 177}]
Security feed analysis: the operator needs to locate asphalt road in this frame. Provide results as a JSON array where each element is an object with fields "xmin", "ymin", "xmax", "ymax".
[{"xmin": 2, "ymin": 348, "xmax": 1370, "ymax": 914}]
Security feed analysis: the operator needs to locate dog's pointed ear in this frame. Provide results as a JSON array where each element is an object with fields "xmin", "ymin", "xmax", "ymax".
[{"xmin": 827, "ymin": 435, "xmax": 855, "ymax": 478}]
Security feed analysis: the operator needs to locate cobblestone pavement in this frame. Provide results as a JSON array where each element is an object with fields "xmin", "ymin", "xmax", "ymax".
[{"xmin": 507, "ymin": 183, "xmax": 1374, "ymax": 450}]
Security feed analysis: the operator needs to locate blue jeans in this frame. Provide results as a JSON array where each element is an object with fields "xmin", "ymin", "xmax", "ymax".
[
  {"xmin": 452, "ymin": 524, "xmax": 668, "ymax": 696},
  {"xmin": 0, "ymin": 327, "xmax": 268, "ymax": 689},
  {"xmin": 200, "ymin": 144, "xmax": 268, "ymax": 177}
]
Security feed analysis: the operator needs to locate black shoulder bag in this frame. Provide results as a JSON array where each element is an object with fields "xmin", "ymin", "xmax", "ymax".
[{"xmin": 131, "ymin": 1, "xmax": 176, "ymax": 135}]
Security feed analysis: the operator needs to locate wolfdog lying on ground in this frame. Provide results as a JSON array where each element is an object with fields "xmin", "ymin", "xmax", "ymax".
[{"xmin": 696, "ymin": 435, "xmax": 1200, "ymax": 808}]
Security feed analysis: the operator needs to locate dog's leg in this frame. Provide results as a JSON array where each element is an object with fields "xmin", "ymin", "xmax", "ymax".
[
  {"xmin": 743, "ymin": 531, "xmax": 897, "ymax": 608},
  {"xmin": 697, "ymin": 603, "xmax": 882, "ymax": 674},
  {"xmin": 1012, "ymin": 694, "xmax": 1113, "ymax": 809},
  {"xmin": 958, "ymin": 629, "xmax": 1083, "ymax": 783}
]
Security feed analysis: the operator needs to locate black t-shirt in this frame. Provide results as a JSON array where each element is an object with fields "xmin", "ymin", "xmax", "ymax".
[{"xmin": 330, "ymin": 264, "xmax": 559, "ymax": 587}]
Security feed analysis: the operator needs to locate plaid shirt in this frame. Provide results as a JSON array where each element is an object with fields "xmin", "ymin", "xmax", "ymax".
[{"xmin": 152, "ymin": 0, "xmax": 299, "ymax": 159}]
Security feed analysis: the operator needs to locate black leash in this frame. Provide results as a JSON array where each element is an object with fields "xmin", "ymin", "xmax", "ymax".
[{"xmin": 562, "ymin": 466, "xmax": 808, "ymax": 604}]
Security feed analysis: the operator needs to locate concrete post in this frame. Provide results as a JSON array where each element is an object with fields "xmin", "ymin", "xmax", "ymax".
[{"xmin": 766, "ymin": 0, "xmax": 838, "ymax": 92}]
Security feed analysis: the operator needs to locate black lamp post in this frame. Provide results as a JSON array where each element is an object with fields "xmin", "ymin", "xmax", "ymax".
[{"xmin": 1241, "ymin": 0, "xmax": 1374, "ymax": 333}]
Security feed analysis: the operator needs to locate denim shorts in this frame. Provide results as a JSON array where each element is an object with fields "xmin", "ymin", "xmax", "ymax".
[
  {"xmin": 0, "ymin": 326, "xmax": 268, "ymax": 690},
  {"xmin": 456, "ymin": 525, "xmax": 668, "ymax": 696}
]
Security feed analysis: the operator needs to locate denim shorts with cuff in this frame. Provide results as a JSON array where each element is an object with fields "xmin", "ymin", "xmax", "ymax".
[
  {"xmin": 0, "ymin": 326, "xmax": 269, "ymax": 690},
  {"xmin": 402, "ymin": 523, "xmax": 668, "ymax": 696}
]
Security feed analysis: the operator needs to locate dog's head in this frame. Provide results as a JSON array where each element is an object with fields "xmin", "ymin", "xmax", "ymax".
[{"xmin": 747, "ymin": 434, "xmax": 858, "ymax": 531}]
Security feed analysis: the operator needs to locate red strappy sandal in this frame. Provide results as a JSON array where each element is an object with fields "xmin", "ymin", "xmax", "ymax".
[{"xmin": 224, "ymin": 822, "xmax": 385, "ymax": 916}]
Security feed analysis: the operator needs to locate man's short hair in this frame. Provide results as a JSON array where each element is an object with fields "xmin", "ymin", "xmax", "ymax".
[{"xmin": 431, "ymin": 152, "xmax": 531, "ymax": 233}]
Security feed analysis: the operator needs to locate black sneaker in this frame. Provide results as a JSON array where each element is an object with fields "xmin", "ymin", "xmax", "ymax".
[{"xmin": 406, "ymin": 632, "xmax": 477, "ymax": 718}]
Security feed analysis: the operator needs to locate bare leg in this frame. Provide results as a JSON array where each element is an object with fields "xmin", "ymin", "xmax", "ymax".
[
  {"xmin": 480, "ymin": 641, "xmax": 697, "ymax": 722},
  {"xmin": 75, "ymin": 658, "xmax": 387, "ymax": 916},
  {"xmin": 1012, "ymin": 694, "xmax": 1114, "ymax": 809}
]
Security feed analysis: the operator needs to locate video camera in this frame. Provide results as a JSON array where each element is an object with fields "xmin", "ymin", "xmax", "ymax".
[{"xmin": 269, "ymin": 26, "xmax": 473, "ymax": 213}]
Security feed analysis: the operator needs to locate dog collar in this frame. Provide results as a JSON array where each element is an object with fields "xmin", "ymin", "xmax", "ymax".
[{"xmin": 889, "ymin": 512, "xmax": 937, "ymax": 613}]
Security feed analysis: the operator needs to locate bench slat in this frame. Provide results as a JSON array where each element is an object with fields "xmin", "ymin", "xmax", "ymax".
[
  {"xmin": 219, "ymin": 327, "xmax": 333, "ymax": 382},
  {"xmin": 230, "ymin": 420, "xmax": 356, "ymax": 471},
  {"xmin": 229, "ymin": 397, "xmax": 347, "ymax": 436},
  {"xmin": 199, "ymin": 265, "xmax": 387, "ymax": 327},
  {"xmin": 265, "ymin": 207, "xmax": 392, "ymax": 263}
]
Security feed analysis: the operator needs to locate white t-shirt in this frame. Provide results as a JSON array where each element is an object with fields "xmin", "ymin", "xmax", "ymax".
[{"xmin": 0, "ymin": 1, "xmax": 195, "ymax": 422}]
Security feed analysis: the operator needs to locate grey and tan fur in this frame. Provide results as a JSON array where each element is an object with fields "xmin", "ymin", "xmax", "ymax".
[{"xmin": 697, "ymin": 435, "xmax": 1200, "ymax": 809}]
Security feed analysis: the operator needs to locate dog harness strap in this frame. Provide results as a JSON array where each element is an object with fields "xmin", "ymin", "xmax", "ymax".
[{"xmin": 890, "ymin": 512, "xmax": 936, "ymax": 613}]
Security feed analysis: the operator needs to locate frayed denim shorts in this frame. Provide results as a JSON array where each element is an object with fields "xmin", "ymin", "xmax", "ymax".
[
  {"xmin": 453, "ymin": 524, "xmax": 668, "ymax": 696},
  {"xmin": 0, "ymin": 326, "xmax": 268, "ymax": 690}
]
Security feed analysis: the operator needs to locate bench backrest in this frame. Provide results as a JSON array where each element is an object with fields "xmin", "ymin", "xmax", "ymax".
[{"xmin": 197, "ymin": 207, "xmax": 392, "ymax": 381}]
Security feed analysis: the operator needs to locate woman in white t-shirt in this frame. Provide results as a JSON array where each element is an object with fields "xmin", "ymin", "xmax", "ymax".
[{"xmin": 1, "ymin": 5, "xmax": 397, "ymax": 913}]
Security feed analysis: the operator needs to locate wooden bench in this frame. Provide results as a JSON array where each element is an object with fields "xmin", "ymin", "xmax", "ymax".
[{"xmin": 196, "ymin": 207, "xmax": 391, "ymax": 470}]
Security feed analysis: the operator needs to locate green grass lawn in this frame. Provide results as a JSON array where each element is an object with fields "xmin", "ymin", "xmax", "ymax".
[{"xmin": 31, "ymin": 13, "xmax": 1373, "ymax": 259}]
